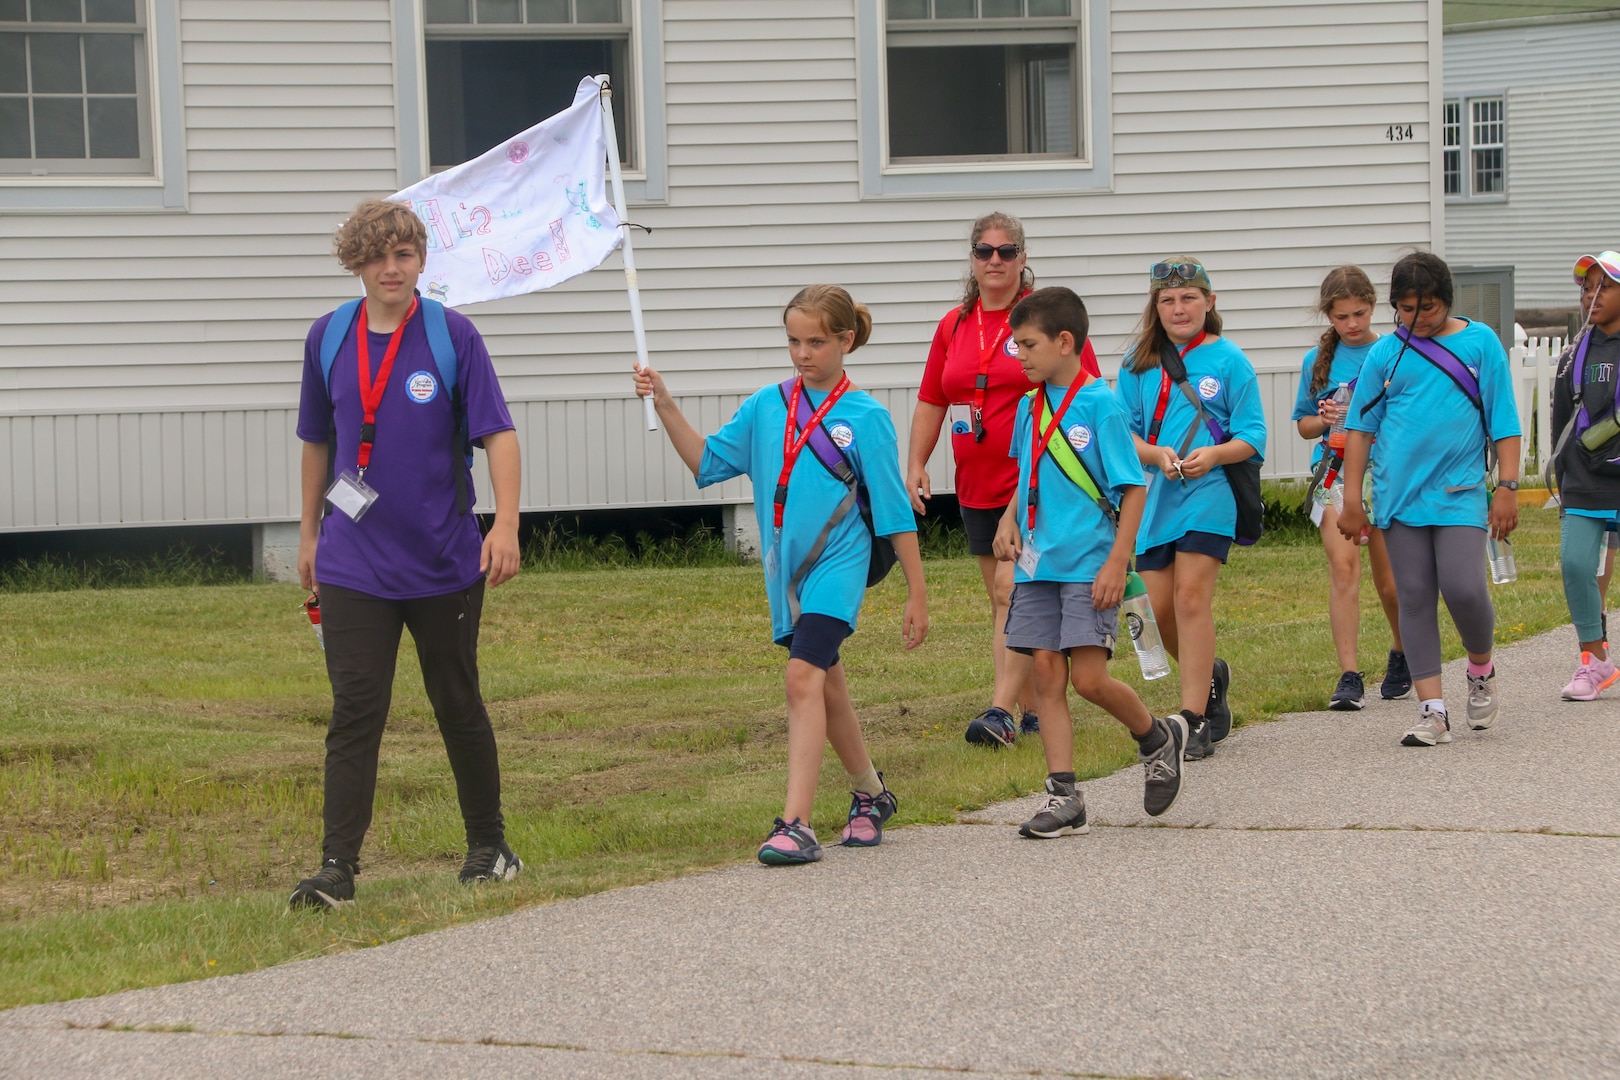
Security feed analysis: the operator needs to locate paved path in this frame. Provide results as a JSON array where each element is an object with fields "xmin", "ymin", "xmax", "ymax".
[{"xmin": 4, "ymin": 626, "xmax": 1618, "ymax": 1079}]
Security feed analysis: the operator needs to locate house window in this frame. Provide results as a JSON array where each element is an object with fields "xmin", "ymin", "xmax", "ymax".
[
  {"xmin": 885, "ymin": 0, "xmax": 1082, "ymax": 163},
  {"xmin": 1442, "ymin": 100, "xmax": 1460, "ymax": 197},
  {"xmin": 1470, "ymin": 97, "xmax": 1504, "ymax": 195},
  {"xmin": 1442, "ymin": 94, "xmax": 1505, "ymax": 200},
  {"xmin": 0, "ymin": 0, "xmax": 151, "ymax": 176},
  {"xmin": 424, "ymin": 0, "xmax": 631, "ymax": 171}
]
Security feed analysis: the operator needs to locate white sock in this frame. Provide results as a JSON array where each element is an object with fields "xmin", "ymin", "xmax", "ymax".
[{"xmin": 1420, "ymin": 697, "xmax": 1446, "ymax": 715}]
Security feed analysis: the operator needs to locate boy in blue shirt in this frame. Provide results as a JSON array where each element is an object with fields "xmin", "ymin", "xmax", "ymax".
[{"xmin": 992, "ymin": 288, "xmax": 1188, "ymax": 837}]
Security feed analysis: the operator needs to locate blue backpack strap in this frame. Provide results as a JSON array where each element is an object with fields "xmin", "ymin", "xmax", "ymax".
[
  {"xmin": 319, "ymin": 298, "xmax": 365, "ymax": 389},
  {"xmin": 419, "ymin": 297, "xmax": 475, "ymax": 515}
]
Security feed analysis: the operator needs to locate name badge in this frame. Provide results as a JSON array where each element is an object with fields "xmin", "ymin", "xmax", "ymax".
[
  {"xmin": 764, "ymin": 539, "xmax": 781, "ymax": 581},
  {"xmin": 949, "ymin": 403, "xmax": 973, "ymax": 436},
  {"xmin": 1017, "ymin": 539, "xmax": 1041, "ymax": 577},
  {"xmin": 326, "ymin": 469, "xmax": 379, "ymax": 521}
]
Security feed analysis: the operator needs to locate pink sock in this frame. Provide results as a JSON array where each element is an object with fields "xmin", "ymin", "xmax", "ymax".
[{"xmin": 1467, "ymin": 659, "xmax": 1493, "ymax": 677}]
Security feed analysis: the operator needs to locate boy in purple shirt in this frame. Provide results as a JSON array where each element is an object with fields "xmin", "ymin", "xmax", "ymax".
[{"xmin": 289, "ymin": 199, "xmax": 523, "ymax": 909}]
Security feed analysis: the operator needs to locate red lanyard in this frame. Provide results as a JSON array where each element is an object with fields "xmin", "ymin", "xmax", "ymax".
[
  {"xmin": 774, "ymin": 373, "xmax": 851, "ymax": 530},
  {"xmin": 355, "ymin": 297, "xmax": 418, "ymax": 474},
  {"xmin": 969, "ymin": 295, "xmax": 1025, "ymax": 440},
  {"xmin": 1026, "ymin": 375, "xmax": 1091, "ymax": 533},
  {"xmin": 1146, "ymin": 330, "xmax": 1206, "ymax": 446}
]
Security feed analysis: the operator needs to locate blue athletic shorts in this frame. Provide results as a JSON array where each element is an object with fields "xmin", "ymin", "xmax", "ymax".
[
  {"xmin": 1136, "ymin": 530, "xmax": 1232, "ymax": 572},
  {"xmin": 782, "ymin": 612, "xmax": 852, "ymax": 670}
]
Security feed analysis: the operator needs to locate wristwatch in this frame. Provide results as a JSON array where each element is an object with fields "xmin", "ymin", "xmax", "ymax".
[{"xmin": 1498, "ymin": 479, "xmax": 1519, "ymax": 490}]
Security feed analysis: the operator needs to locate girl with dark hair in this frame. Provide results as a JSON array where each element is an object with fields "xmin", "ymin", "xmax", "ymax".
[
  {"xmin": 1291, "ymin": 266, "xmax": 1406, "ymax": 710},
  {"xmin": 1115, "ymin": 258, "xmax": 1266, "ymax": 760},
  {"xmin": 1338, "ymin": 252, "xmax": 1522, "ymax": 747},
  {"xmin": 636, "ymin": 285, "xmax": 929, "ymax": 864},
  {"xmin": 906, "ymin": 212, "xmax": 1101, "ymax": 748}
]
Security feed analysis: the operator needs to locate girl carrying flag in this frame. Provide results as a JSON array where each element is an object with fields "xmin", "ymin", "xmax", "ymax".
[{"xmin": 635, "ymin": 285, "xmax": 928, "ymax": 864}]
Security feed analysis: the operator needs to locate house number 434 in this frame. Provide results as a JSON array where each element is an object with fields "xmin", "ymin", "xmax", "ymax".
[{"xmin": 1386, "ymin": 124, "xmax": 1415, "ymax": 141}]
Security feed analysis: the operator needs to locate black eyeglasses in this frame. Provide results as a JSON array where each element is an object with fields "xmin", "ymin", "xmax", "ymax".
[
  {"xmin": 971, "ymin": 243, "xmax": 1022, "ymax": 262},
  {"xmin": 1151, "ymin": 261, "xmax": 1204, "ymax": 281}
]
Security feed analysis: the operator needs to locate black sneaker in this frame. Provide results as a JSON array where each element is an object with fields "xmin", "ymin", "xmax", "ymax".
[
  {"xmin": 1206, "ymin": 658, "xmax": 1232, "ymax": 741},
  {"xmin": 1018, "ymin": 777, "xmax": 1089, "ymax": 838},
  {"xmin": 459, "ymin": 840, "xmax": 523, "ymax": 884},
  {"xmin": 965, "ymin": 706, "xmax": 1017, "ymax": 748},
  {"xmin": 1380, "ymin": 649, "xmax": 1413, "ymax": 700},
  {"xmin": 289, "ymin": 858, "xmax": 355, "ymax": 910},
  {"xmin": 1019, "ymin": 712, "xmax": 1040, "ymax": 735},
  {"xmin": 1181, "ymin": 710, "xmax": 1213, "ymax": 761},
  {"xmin": 1141, "ymin": 715, "xmax": 1188, "ymax": 817},
  {"xmin": 1329, "ymin": 670, "xmax": 1366, "ymax": 711}
]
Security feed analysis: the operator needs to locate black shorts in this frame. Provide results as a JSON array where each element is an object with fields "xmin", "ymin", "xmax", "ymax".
[
  {"xmin": 960, "ymin": 503, "xmax": 1010, "ymax": 557},
  {"xmin": 782, "ymin": 613, "xmax": 853, "ymax": 671},
  {"xmin": 1136, "ymin": 530, "xmax": 1232, "ymax": 572}
]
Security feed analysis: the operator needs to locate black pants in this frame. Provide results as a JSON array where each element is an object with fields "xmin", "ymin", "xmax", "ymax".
[{"xmin": 318, "ymin": 580, "xmax": 505, "ymax": 868}]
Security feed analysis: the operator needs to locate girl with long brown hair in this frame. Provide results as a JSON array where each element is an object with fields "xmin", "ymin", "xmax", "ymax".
[{"xmin": 1291, "ymin": 266, "xmax": 1406, "ymax": 709}]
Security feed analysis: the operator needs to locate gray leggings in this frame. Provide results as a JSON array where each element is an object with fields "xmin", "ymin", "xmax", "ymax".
[{"xmin": 1381, "ymin": 522, "xmax": 1496, "ymax": 681}]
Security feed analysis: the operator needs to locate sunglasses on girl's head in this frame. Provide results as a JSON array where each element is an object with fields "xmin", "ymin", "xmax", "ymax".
[
  {"xmin": 971, "ymin": 243, "xmax": 1021, "ymax": 262},
  {"xmin": 1151, "ymin": 261, "xmax": 1204, "ymax": 281}
]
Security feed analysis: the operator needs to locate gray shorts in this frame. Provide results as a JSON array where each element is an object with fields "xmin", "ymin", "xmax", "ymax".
[{"xmin": 1004, "ymin": 580, "xmax": 1117, "ymax": 656}]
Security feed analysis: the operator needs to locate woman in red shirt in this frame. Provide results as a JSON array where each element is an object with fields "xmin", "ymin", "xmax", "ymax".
[{"xmin": 906, "ymin": 211, "xmax": 1099, "ymax": 748}]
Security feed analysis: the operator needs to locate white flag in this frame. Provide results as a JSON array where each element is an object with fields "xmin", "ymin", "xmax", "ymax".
[{"xmin": 390, "ymin": 77, "xmax": 622, "ymax": 309}]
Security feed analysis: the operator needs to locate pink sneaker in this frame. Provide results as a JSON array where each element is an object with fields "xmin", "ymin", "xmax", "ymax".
[
  {"xmin": 757, "ymin": 818, "xmax": 822, "ymax": 865},
  {"xmin": 1561, "ymin": 652, "xmax": 1619, "ymax": 701}
]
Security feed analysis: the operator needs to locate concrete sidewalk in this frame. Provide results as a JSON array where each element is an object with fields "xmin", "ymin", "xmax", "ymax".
[{"xmin": 4, "ymin": 626, "xmax": 1618, "ymax": 1079}]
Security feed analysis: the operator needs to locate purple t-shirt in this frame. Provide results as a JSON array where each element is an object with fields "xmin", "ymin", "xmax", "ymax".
[{"xmin": 296, "ymin": 300, "xmax": 514, "ymax": 600}]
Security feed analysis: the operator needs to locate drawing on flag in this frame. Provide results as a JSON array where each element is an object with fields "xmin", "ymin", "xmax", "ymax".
[{"xmin": 389, "ymin": 77, "xmax": 623, "ymax": 309}]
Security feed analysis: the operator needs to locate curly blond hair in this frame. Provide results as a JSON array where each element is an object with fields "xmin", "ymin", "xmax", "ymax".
[{"xmin": 333, "ymin": 199, "xmax": 427, "ymax": 272}]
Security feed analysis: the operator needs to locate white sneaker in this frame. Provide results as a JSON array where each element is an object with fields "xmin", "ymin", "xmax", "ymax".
[
  {"xmin": 1466, "ymin": 668, "xmax": 1498, "ymax": 730},
  {"xmin": 1401, "ymin": 704, "xmax": 1452, "ymax": 746}
]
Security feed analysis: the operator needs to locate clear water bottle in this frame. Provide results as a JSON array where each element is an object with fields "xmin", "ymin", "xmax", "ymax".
[
  {"xmin": 305, "ymin": 593, "xmax": 325, "ymax": 650},
  {"xmin": 1122, "ymin": 571, "xmax": 1171, "ymax": 681},
  {"xmin": 1327, "ymin": 383, "xmax": 1351, "ymax": 452},
  {"xmin": 1487, "ymin": 536, "xmax": 1517, "ymax": 585}
]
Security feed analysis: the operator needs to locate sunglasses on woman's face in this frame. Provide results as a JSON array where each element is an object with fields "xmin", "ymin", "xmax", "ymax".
[
  {"xmin": 971, "ymin": 243, "xmax": 1021, "ymax": 262},
  {"xmin": 1151, "ymin": 261, "xmax": 1204, "ymax": 281}
]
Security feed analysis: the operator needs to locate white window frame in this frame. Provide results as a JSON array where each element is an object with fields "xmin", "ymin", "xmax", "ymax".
[
  {"xmin": 397, "ymin": 0, "xmax": 665, "ymax": 202},
  {"xmin": 0, "ymin": 0, "xmax": 183, "ymax": 212},
  {"xmin": 855, "ymin": 0, "xmax": 1111, "ymax": 198},
  {"xmin": 1442, "ymin": 92, "xmax": 1506, "ymax": 203},
  {"xmin": 1442, "ymin": 99, "xmax": 1461, "ymax": 198}
]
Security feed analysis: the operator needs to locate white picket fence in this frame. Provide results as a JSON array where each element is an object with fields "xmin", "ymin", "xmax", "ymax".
[{"xmin": 1513, "ymin": 335, "xmax": 1564, "ymax": 476}]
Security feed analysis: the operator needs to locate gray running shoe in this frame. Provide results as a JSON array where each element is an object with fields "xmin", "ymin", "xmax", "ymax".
[
  {"xmin": 1206, "ymin": 658, "xmax": 1232, "ymax": 741},
  {"xmin": 1141, "ymin": 714, "xmax": 1187, "ymax": 817},
  {"xmin": 1466, "ymin": 667, "xmax": 1498, "ymax": 730},
  {"xmin": 1401, "ymin": 703, "xmax": 1452, "ymax": 746},
  {"xmin": 1018, "ymin": 777, "xmax": 1090, "ymax": 838},
  {"xmin": 1182, "ymin": 711, "xmax": 1213, "ymax": 760}
]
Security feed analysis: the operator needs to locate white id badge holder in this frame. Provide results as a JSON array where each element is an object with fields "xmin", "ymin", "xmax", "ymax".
[
  {"xmin": 1309, "ymin": 498, "xmax": 1325, "ymax": 527},
  {"xmin": 949, "ymin": 403, "xmax": 974, "ymax": 436},
  {"xmin": 1017, "ymin": 537, "xmax": 1041, "ymax": 577},
  {"xmin": 326, "ymin": 469, "xmax": 379, "ymax": 521}
]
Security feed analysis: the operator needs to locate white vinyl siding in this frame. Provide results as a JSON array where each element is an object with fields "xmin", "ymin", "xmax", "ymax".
[
  {"xmin": 1444, "ymin": 12, "xmax": 1620, "ymax": 308},
  {"xmin": 1, "ymin": 0, "xmax": 1438, "ymax": 530}
]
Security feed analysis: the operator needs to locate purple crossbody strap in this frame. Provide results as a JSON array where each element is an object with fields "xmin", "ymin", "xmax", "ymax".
[
  {"xmin": 1395, "ymin": 327, "xmax": 1482, "ymax": 407},
  {"xmin": 779, "ymin": 378, "xmax": 866, "ymax": 507}
]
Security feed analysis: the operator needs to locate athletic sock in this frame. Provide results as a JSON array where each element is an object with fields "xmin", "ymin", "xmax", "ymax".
[
  {"xmin": 1466, "ymin": 659, "xmax": 1493, "ymax": 677},
  {"xmin": 1047, "ymin": 771, "xmax": 1077, "ymax": 789},
  {"xmin": 1132, "ymin": 719, "xmax": 1167, "ymax": 754},
  {"xmin": 1420, "ymin": 697, "xmax": 1446, "ymax": 715},
  {"xmin": 848, "ymin": 763, "xmax": 883, "ymax": 796}
]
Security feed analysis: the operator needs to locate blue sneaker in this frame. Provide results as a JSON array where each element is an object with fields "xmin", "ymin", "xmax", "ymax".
[
  {"xmin": 965, "ymin": 707, "xmax": 1017, "ymax": 748},
  {"xmin": 758, "ymin": 818, "xmax": 822, "ymax": 865},
  {"xmin": 1206, "ymin": 658, "xmax": 1232, "ymax": 741},
  {"xmin": 1380, "ymin": 649, "xmax": 1413, "ymax": 700},
  {"xmin": 1019, "ymin": 712, "xmax": 1040, "ymax": 735}
]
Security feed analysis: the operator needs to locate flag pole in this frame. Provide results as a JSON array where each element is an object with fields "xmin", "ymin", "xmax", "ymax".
[{"xmin": 597, "ymin": 76, "xmax": 658, "ymax": 432}]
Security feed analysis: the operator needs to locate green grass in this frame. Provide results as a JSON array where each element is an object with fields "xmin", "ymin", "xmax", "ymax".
[{"xmin": 0, "ymin": 506, "xmax": 1571, "ymax": 1008}]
